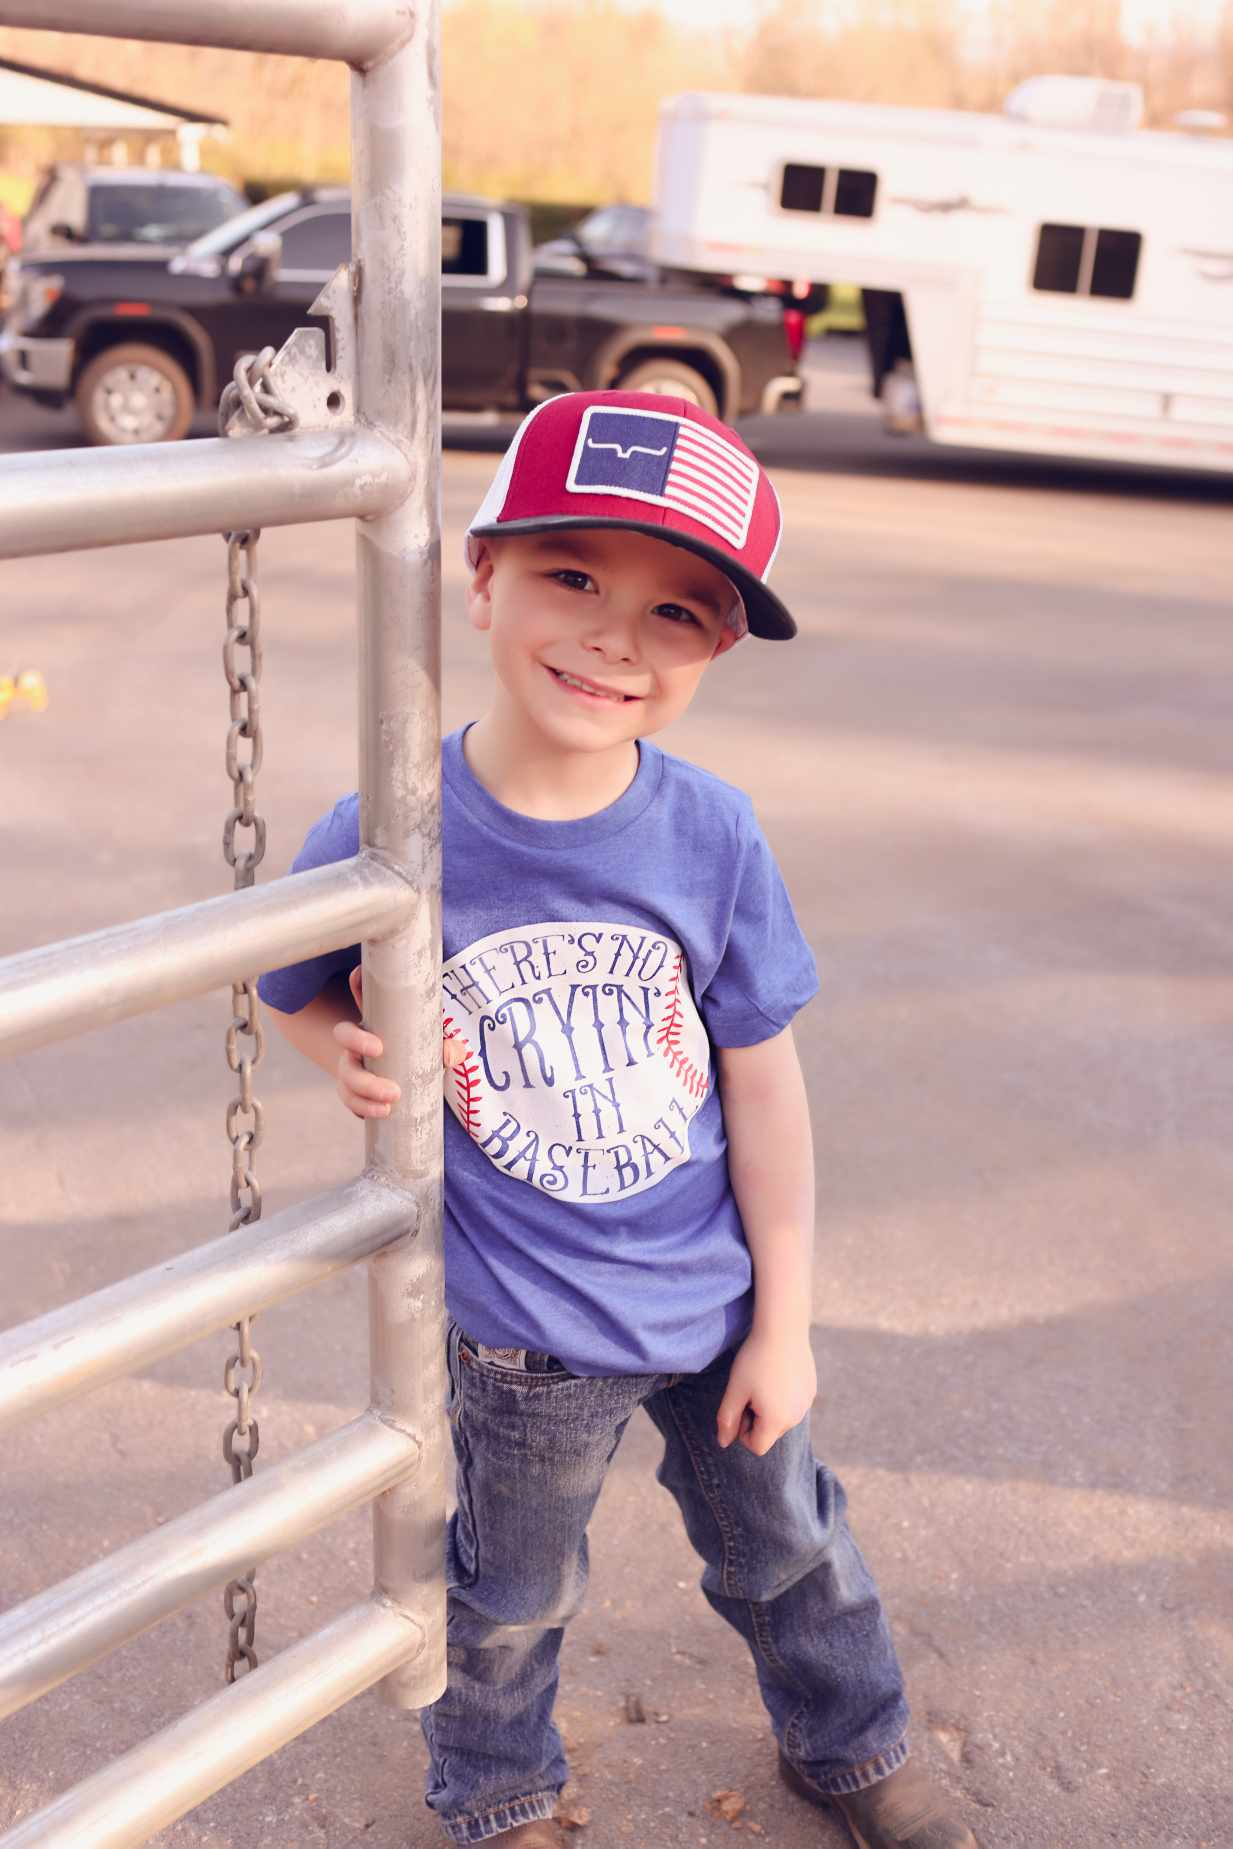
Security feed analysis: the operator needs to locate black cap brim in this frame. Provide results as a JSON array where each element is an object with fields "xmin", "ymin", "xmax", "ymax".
[{"xmin": 467, "ymin": 515, "xmax": 797, "ymax": 640}]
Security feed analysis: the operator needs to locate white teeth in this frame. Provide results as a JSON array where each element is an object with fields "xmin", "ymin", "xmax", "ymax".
[{"xmin": 554, "ymin": 669, "xmax": 624, "ymax": 701}]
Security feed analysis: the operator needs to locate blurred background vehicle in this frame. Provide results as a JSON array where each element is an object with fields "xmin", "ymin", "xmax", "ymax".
[
  {"xmin": 0, "ymin": 187, "xmax": 801, "ymax": 443},
  {"xmin": 21, "ymin": 162, "xmax": 245, "ymax": 253},
  {"xmin": 533, "ymin": 199, "xmax": 839, "ymax": 369},
  {"xmin": 533, "ymin": 202, "xmax": 657, "ymax": 280}
]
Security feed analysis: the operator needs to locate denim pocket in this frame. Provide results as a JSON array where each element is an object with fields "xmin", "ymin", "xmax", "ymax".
[{"xmin": 457, "ymin": 1340, "xmax": 580, "ymax": 1392}]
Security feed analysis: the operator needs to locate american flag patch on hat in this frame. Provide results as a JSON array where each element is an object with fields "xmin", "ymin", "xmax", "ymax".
[{"xmin": 565, "ymin": 406, "xmax": 759, "ymax": 549}]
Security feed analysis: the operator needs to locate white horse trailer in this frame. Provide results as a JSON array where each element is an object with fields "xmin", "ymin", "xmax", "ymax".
[{"xmin": 652, "ymin": 80, "xmax": 1233, "ymax": 474}]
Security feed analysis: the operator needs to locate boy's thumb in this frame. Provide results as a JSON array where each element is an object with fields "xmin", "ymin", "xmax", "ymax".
[
  {"xmin": 349, "ymin": 963, "xmax": 363, "ymax": 1008},
  {"xmin": 715, "ymin": 1388, "xmax": 744, "ymax": 1449}
]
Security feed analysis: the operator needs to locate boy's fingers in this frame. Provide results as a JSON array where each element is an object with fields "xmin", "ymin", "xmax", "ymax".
[
  {"xmin": 443, "ymin": 1035, "xmax": 465, "ymax": 1070},
  {"xmin": 340, "ymin": 1091, "xmax": 392, "ymax": 1119},
  {"xmin": 715, "ymin": 1388, "xmax": 747, "ymax": 1449},
  {"xmin": 334, "ymin": 1019, "xmax": 384, "ymax": 1059},
  {"xmin": 740, "ymin": 1418, "xmax": 777, "ymax": 1457},
  {"xmin": 337, "ymin": 1054, "xmax": 400, "ymax": 1104},
  {"xmin": 348, "ymin": 964, "xmax": 363, "ymax": 1008}
]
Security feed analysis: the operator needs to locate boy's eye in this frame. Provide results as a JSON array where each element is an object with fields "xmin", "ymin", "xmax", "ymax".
[
  {"xmin": 548, "ymin": 568, "xmax": 595, "ymax": 592},
  {"xmin": 653, "ymin": 602, "xmax": 702, "ymax": 627}
]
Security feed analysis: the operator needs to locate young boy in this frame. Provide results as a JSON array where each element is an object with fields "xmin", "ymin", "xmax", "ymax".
[{"xmin": 258, "ymin": 392, "xmax": 975, "ymax": 1849}]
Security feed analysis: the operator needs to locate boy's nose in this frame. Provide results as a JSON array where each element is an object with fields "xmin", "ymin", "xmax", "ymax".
[{"xmin": 581, "ymin": 606, "xmax": 641, "ymax": 663}]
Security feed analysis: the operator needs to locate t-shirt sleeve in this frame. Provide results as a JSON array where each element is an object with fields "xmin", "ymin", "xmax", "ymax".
[
  {"xmin": 256, "ymin": 796, "xmax": 362, "ymax": 1014},
  {"xmin": 699, "ymin": 803, "xmax": 819, "ymax": 1048}
]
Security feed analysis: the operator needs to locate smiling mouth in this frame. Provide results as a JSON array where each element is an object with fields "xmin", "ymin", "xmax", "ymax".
[{"xmin": 546, "ymin": 666, "xmax": 641, "ymax": 704}]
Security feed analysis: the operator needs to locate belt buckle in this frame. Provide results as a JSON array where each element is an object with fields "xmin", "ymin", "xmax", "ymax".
[{"xmin": 476, "ymin": 1342, "xmax": 527, "ymax": 1370}]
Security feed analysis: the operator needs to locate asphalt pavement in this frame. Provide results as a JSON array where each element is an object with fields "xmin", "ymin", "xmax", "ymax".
[{"xmin": 1, "ymin": 344, "xmax": 1231, "ymax": 1848}]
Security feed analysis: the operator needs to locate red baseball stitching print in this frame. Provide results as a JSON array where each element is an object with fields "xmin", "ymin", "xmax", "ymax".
[
  {"xmin": 443, "ymin": 1013, "xmax": 484, "ymax": 1139},
  {"xmin": 655, "ymin": 955, "xmax": 710, "ymax": 1102}
]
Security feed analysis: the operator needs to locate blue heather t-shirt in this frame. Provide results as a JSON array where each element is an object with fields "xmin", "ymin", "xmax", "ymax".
[{"xmin": 259, "ymin": 728, "xmax": 818, "ymax": 1376}]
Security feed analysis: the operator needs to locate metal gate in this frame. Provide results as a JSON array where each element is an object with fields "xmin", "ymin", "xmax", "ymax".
[{"xmin": 0, "ymin": 2, "xmax": 446, "ymax": 1841}]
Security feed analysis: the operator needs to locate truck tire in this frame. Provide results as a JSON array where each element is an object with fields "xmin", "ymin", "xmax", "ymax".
[
  {"xmin": 75, "ymin": 342, "xmax": 195, "ymax": 446},
  {"xmin": 614, "ymin": 358, "xmax": 718, "ymax": 416}
]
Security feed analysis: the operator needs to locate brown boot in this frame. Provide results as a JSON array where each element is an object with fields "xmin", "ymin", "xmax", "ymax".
[
  {"xmin": 779, "ymin": 1751, "xmax": 977, "ymax": 1849},
  {"xmin": 485, "ymin": 1822, "xmax": 564, "ymax": 1848}
]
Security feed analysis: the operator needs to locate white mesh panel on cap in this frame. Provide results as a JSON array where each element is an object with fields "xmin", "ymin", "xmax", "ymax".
[{"xmin": 464, "ymin": 395, "xmax": 562, "ymax": 567}]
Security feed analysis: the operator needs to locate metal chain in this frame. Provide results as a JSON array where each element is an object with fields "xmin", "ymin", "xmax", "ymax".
[
  {"xmin": 218, "ymin": 346, "xmax": 299, "ymax": 437},
  {"xmin": 220, "ymin": 526, "xmax": 268, "ymax": 1681}
]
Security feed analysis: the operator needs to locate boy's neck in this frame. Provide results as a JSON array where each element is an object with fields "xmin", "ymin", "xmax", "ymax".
[{"xmin": 463, "ymin": 707, "xmax": 640, "ymax": 821}]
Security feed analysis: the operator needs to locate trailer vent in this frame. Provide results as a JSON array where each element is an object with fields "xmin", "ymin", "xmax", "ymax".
[
  {"xmin": 1005, "ymin": 76, "xmax": 1144, "ymax": 135},
  {"xmin": 780, "ymin": 164, "xmax": 877, "ymax": 220}
]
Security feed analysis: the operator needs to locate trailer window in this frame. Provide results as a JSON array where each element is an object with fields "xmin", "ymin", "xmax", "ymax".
[
  {"xmin": 781, "ymin": 164, "xmax": 826, "ymax": 214},
  {"xmin": 833, "ymin": 168, "xmax": 878, "ymax": 218},
  {"xmin": 780, "ymin": 164, "xmax": 878, "ymax": 220},
  {"xmin": 1090, "ymin": 228, "xmax": 1141, "ymax": 299},
  {"xmin": 1033, "ymin": 223, "xmax": 1141, "ymax": 300}
]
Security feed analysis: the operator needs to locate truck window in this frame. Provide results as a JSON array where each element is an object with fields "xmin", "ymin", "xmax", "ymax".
[
  {"xmin": 779, "ymin": 164, "xmax": 878, "ymax": 220},
  {"xmin": 443, "ymin": 214, "xmax": 492, "ymax": 278},
  {"xmin": 1033, "ymin": 223, "xmax": 1141, "ymax": 300},
  {"xmin": 278, "ymin": 209, "xmax": 352, "ymax": 275}
]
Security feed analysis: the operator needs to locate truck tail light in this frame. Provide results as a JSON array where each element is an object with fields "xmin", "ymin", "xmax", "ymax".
[{"xmin": 782, "ymin": 306, "xmax": 806, "ymax": 361}]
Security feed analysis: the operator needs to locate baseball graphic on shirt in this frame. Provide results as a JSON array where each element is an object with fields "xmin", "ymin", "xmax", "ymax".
[{"xmin": 441, "ymin": 921, "xmax": 710, "ymax": 1203}]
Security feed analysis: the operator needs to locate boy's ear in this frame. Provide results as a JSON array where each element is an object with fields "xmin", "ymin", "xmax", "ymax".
[
  {"xmin": 711, "ymin": 623, "xmax": 741, "ymax": 659},
  {"xmin": 465, "ymin": 542, "xmax": 497, "ymax": 633}
]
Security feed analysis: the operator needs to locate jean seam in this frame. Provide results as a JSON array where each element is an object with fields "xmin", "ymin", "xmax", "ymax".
[
  {"xmin": 451, "ymin": 1353, "xmax": 482, "ymax": 1594},
  {"xmin": 663, "ymin": 1393, "xmax": 814, "ymax": 1697},
  {"xmin": 783, "ymin": 1735, "xmax": 911, "ymax": 1798},
  {"xmin": 661, "ymin": 1388, "xmax": 747, "ymax": 1599},
  {"xmin": 440, "ymin": 1785, "xmax": 559, "ymax": 1844},
  {"xmin": 747, "ymin": 1593, "xmax": 810, "ymax": 1694}
]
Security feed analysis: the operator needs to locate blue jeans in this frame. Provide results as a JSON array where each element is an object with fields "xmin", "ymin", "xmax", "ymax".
[{"xmin": 421, "ymin": 1322, "xmax": 910, "ymax": 1844}]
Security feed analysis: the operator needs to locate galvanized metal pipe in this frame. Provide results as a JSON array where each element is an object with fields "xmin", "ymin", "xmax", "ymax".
[
  {"xmin": 0, "ymin": 1414, "xmax": 420, "ymax": 1721},
  {"xmin": 352, "ymin": 6, "xmax": 448, "ymax": 1713},
  {"xmin": 0, "ymin": 1177, "xmax": 415, "ymax": 1430},
  {"xmin": 0, "ymin": 853, "xmax": 411, "ymax": 1058},
  {"xmin": 0, "ymin": 1, "xmax": 410, "ymax": 69},
  {"xmin": 0, "ymin": 430, "xmax": 411, "ymax": 562},
  {"xmin": 0, "ymin": 1598, "xmax": 424, "ymax": 1848}
]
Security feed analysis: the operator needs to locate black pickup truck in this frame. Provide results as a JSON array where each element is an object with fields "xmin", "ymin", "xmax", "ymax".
[{"xmin": 0, "ymin": 189, "xmax": 802, "ymax": 445}]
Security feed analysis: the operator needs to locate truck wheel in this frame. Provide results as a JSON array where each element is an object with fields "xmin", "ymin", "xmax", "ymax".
[
  {"xmin": 75, "ymin": 343, "xmax": 194, "ymax": 446},
  {"xmin": 614, "ymin": 359, "xmax": 718, "ymax": 417}
]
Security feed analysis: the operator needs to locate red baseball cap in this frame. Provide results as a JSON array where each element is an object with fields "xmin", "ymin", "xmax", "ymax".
[{"xmin": 466, "ymin": 390, "xmax": 794, "ymax": 640}]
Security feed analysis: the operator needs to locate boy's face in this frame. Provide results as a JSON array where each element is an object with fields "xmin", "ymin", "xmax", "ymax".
[{"xmin": 465, "ymin": 527, "xmax": 741, "ymax": 752}]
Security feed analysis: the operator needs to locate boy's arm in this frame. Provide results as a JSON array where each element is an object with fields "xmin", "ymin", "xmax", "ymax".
[
  {"xmin": 267, "ymin": 967, "xmax": 403, "ymax": 1118},
  {"xmin": 268, "ymin": 965, "xmax": 463, "ymax": 1117},
  {"xmin": 714, "ymin": 1024, "xmax": 818, "ymax": 1456}
]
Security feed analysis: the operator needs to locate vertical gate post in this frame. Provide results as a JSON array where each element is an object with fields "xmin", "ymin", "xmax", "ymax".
[{"xmin": 352, "ymin": 6, "xmax": 448, "ymax": 1708}]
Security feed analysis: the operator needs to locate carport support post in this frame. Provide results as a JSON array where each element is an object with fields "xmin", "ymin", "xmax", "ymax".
[{"xmin": 352, "ymin": 9, "xmax": 448, "ymax": 1711}]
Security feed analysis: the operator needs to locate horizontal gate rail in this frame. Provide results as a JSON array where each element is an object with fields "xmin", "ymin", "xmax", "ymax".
[
  {"xmin": 0, "ymin": 1177, "xmax": 416, "ymax": 1430},
  {"xmin": 0, "ymin": 1598, "xmax": 425, "ymax": 1849},
  {"xmin": 0, "ymin": 1413, "xmax": 421, "ymax": 1721},
  {"xmin": 0, "ymin": 432, "xmax": 412, "ymax": 563},
  {"xmin": 0, "ymin": 0, "xmax": 413, "ymax": 66},
  {"xmin": 0, "ymin": 854, "xmax": 412, "ymax": 1058}
]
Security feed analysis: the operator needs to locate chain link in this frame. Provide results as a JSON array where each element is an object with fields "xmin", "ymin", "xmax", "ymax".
[
  {"xmin": 220, "ymin": 525, "xmax": 268, "ymax": 1682},
  {"xmin": 218, "ymin": 346, "xmax": 300, "ymax": 437}
]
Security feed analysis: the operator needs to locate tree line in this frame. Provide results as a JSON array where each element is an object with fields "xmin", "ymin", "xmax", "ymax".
[{"xmin": 0, "ymin": 0, "xmax": 1228, "ymax": 209}]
